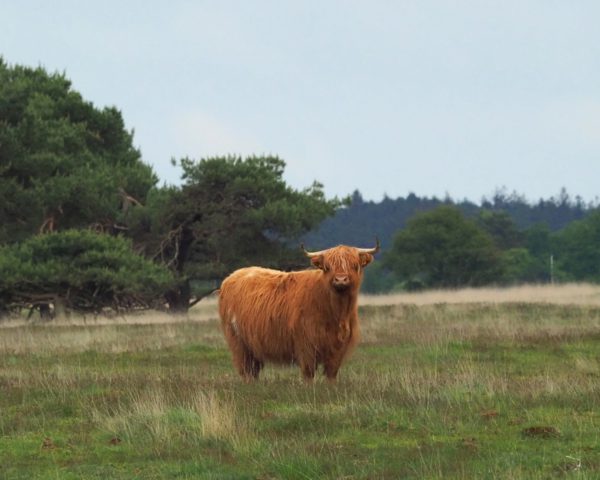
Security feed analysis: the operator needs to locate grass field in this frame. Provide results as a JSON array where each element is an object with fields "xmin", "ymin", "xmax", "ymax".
[{"xmin": 2, "ymin": 284, "xmax": 600, "ymax": 479}]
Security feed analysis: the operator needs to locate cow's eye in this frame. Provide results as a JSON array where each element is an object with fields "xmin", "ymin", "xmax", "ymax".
[{"xmin": 323, "ymin": 265, "xmax": 330, "ymax": 272}]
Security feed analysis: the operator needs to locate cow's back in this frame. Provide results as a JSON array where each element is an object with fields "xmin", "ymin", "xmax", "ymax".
[{"xmin": 219, "ymin": 267, "xmax": 310, "ymax": 362}]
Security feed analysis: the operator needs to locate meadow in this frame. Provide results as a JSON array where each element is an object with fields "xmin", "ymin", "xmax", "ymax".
[{"xmin": 2, "ymin": 284, "xmax": 600, "ymax": 479}]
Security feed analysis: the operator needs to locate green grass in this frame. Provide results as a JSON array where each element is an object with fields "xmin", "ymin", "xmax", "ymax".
[{"xmin": 2, "ymin": 302, "xmax": 600, "ymax": 478}]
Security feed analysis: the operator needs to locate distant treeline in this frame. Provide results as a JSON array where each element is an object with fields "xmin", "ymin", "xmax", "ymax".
[
  {"xmin": 304, "ymin": 188, "xmax": 597, "ymax": 250},
  {"xmin": 302, "ymin": 189, "xmax": 600, "ymax": 293}
]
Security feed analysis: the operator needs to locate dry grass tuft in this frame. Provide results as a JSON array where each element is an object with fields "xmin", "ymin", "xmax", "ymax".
[
  {"xmin": 92, "ymin": 388, "xmax": 249, "ymax": 451},
  {"xmin": 190, "ymin": 390, "xmax": 241, "ymax": 440}
]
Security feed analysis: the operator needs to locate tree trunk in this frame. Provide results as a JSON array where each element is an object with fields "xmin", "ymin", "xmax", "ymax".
[
  {"xmin": 54, "ymin": 297, "xmax": 68, "ymax": 320},
  {"xmin": 39, "ymin": 303, "xmax": 53, "ymax": 321},
  {"xmin": 165, "ymin": 280, "xmax": 191, "ymax": 314}
]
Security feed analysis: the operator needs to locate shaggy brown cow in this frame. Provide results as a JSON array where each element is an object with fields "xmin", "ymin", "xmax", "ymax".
[{"xmin": 218, "ymin": 240, "xmax": 379, "ymax": 381}]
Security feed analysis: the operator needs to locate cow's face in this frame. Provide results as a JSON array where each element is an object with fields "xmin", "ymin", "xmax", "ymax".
[{"xmin": 310, "ymin": 246, "xmax": 375, "ymax": 293}]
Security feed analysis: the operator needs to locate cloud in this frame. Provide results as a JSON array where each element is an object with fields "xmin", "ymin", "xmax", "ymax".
[{"xmin": 171, "ymin": 110, "xmax": 264, "ymax": 159}]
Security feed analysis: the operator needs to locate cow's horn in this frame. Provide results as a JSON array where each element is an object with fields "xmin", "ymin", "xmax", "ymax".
[
  {"xmin": 356, "ymin": 237, "xmax": 380, "ymax": 255},
  {"xmin": 300, "ymin": 243, "xmax": 327, "ymax": 258}
]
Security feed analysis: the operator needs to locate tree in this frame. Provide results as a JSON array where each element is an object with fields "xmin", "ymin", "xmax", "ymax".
[
  {"xmin": 498, "ymin": 248, "xmax": 540, "ymax": 284},
  {"xmin": 0, "ymin": 59, "xmax": 156, "ymax": 244},
  {"xmin": 477, "ymin": 210, "xmax": 523, "ymax": 250},
  {"xmin": 130, "ymin": 155, "xmax": 343, "ymax": 312},
  {"xmin": 0, "ymin": 230, "xmax": 174, "ymax": 318},
  {"xmin": 520, "ymin": 223, "xmax": 554, "ymax": 282},
  {"xmin": 384, "ymin": 206, "xmax": 501, "ymax": 288},
  {"xmin": 554, "ymin": 210, "xmax": 600, "ymax": 282},
  {"xmin": 361, "ymin": 261, "xmax": 398, "ymax": 293}
]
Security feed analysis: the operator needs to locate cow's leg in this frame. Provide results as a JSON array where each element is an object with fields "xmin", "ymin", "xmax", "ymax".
[
  {"xmin": 299, "ymin": 357, "xmax": 317, "ymax": 382},
  {"xmin": 236, "ymin": 347, "xmax": 263, "ymax": 381},
  {"xmin": 247, "ymin": 356, "xmax": 263, "ymax": 380},
  {"xmin": 224, "ymin": 328, "xmax": 261, "ymax": 381},
  {"xmin": 295, "ymin": 337, "xmax": 318, "ymax": 382},
  {"xmin": 234, "ymin": 346, "xmax": 263, "ymax": 381},
  {"xmin": 323, "ymin": 360, "xmax": 341, "ymax": 382},
  {"xmin": 323, "ymin": 346, "xmax": 348, "ymax": 383}
]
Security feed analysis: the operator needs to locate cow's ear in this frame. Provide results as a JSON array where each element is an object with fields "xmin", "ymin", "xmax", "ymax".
[
  {"xmin": 359, "ymin": 253, "xmax": 374, "ymax": 267},
  {"xmin": 311, "ymin": 255, "xmax": 325, "ymax": 270}
]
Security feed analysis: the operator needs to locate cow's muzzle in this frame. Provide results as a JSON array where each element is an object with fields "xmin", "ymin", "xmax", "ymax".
[{"xmin": 332, "ymin": 275, "xmax": 351, "ymax": 292}]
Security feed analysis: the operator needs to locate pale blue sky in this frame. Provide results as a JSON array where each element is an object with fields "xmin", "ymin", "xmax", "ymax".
[{"xmin": 2, "ymin": 1, "xmax": 599, "ymax": 203}]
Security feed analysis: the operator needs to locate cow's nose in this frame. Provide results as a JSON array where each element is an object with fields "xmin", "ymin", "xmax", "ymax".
[{"xmin": 334, "ymin": 274, "xmax": 349, "ymax": 284}]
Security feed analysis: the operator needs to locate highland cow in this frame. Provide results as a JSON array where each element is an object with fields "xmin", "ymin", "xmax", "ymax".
[{"xmin": 218, "ymin": 240, "xmax": 379, "ymax": 381}]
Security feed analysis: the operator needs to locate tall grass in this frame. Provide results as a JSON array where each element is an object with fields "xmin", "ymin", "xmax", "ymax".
[{"xmin": 361, "ymin": 282, "xmax": 600, "ymax": 306}]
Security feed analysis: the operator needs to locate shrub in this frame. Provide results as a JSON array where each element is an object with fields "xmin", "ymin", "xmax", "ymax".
[{"xmin": 0, "ymin": 230, "xmax": 174, "ymax": 317}]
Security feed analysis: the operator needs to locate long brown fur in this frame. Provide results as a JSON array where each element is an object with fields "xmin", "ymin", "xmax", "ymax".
[{"xmin": 218, "ymin": 245, "xmax": 375, "ymax": 381}]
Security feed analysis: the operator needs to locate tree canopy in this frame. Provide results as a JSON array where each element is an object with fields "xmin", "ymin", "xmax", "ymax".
[
  {"xmin": 130, "ymin": 155, "xmax": 344, "ymax": 311},
  {"xmin": 0, "ymin": 59, "xmax": 156, "ymax": 243},
  {"xmin": 383, "ymin": 206, "xmax": 501, "ymax": 288},
  {"xmin": 554, "ymin": 211, "xmax": 600, "ymax": 282}
]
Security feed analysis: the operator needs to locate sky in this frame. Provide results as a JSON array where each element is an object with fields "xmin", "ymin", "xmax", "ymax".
[{"xmin": 2, "ymin": 1, "xmax": 600, "ymax": 203}]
